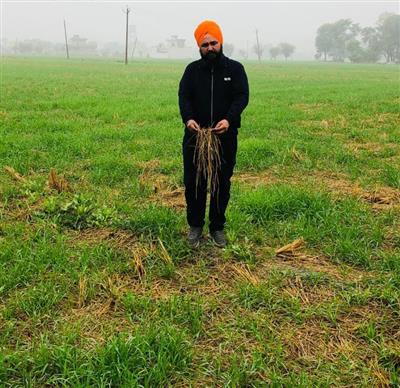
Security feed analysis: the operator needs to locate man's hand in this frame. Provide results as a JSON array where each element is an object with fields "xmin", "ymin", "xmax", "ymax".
[
  {"xmin": 212, "ymin": 119, "xmax": 230, "ymax": 134},
  {"xmin": 186, "ymin": 119, "xmax": 200, "ymax": 132}
]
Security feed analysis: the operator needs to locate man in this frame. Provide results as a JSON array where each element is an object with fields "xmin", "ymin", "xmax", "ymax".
[{"xmin": 179, "ymin": 20, "xmax": 249, "ymax": 248}]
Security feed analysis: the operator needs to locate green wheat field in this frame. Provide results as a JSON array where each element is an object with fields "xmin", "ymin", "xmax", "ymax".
[{"xmin": 1, "ymin": 57, "xmax": 399, "ymax": 386}]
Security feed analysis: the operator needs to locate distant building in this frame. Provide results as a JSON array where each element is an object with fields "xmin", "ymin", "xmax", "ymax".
[
  {"xmin": 69, "ymin": 34, "xmax": 87, "ymax": 49},
  {"xmin": 69, "ymin": 34, "xmax": 97, "ymax": 56},
  {"xmin": 152, "ymin": 35, "xmax": 196, "ymax": 59},
  {"xmin": 167, "ymin": 35, "xmax": 186, "ymax": 49}
]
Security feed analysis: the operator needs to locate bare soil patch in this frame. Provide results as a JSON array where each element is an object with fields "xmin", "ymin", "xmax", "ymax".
[
  {"xmin": 281, "ymin": 305, "xmax": 394, "ymax": 386},
  {"xmin": 67, "ymin": 228, "xmax": 139, "ymax": 250},
  {"xmin": 233, "ymin": 171, "xmax": 277, "ymax": 186},
  {"xmin": 138, "ymin": 159, "xmax": 185, "ymax": 209}
]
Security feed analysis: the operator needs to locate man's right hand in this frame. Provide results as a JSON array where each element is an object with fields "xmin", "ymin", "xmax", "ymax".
[{"xmin": 186, "ymin": 119, "xmax": 200, "ymax": 132}]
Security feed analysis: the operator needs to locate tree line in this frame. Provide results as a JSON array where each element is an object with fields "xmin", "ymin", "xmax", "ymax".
[
  {"xmin": 315, "ymin": 12, "xmax": 399, "ymax": 63},
  {"xmin": 224, "ymin": 42, "xmax": 296, "ymax": 61},
  {"xmin": 4, "ymin": 12, "xmax": 398, "ymax": 63}
]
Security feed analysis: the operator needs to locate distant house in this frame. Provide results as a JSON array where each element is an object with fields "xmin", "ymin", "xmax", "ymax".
[
  {"xmin": 69, "ymin": 35, "xmax": 87, "ymax": 49},
  {"xmin": 156, "ymin": 43, "xmax": 168, "ymax": 54},
  {"xmin": 167, "ymin": 35, "xmax": 186, "ymax": 49},
  {"xmin": 152, "ymin": 35, "xmax": 196, "ymax": 59},
  {"xmin": 69, "ymin": 34, "xmax": 97, "ymax": 56}
]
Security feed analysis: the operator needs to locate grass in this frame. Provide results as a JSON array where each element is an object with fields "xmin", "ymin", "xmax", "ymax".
[
  {"xmin": 1, "ymin": 324, "xmax": 192, "ymax": 386},
  {"xmin": 0, "ymin": 56, "xmax": 399, "ymax": 386}
]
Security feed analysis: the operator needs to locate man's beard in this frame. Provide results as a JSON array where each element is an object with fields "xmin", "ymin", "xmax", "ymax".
[{"xmin": 200, "ymin": 47, "xmax": 223, "ymax": 64}]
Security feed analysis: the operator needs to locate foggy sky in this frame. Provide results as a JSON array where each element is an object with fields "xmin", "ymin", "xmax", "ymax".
[{"xmin": 2, "ymin": 1, "xmax": 399, "ymax": 58}]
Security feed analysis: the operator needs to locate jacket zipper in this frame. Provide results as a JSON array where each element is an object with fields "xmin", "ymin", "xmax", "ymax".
[{"xmin": 210, "ymin": 66, "xmax": 214, "ymax": 127}]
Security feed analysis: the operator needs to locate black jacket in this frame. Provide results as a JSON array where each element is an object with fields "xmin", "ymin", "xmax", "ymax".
[{"xmin": 178, "ymin": 53, "xmax": 249, "ymax": 131}]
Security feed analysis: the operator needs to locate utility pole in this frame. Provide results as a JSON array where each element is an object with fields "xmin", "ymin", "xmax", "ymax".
[
  {"xmin": 255, "ymin": 29, "xmax": 261, "ymax": 63},
  {"xmin": 63, "ymin": 19, "xmax": 70, "ymax": 59},
  {"xmin": 124, "ymin": 6, "xmax": 130, "ymax": 65}
]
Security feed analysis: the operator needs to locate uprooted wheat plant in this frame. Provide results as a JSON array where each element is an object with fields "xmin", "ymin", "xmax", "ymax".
[{"xmin": 193, "ymin": 127, "xmax": 222, "ymax": 198}]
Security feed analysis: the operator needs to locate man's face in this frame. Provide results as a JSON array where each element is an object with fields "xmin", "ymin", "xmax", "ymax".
[{"xmin": 199, "ymin": 34, "xmax": 221, "ymax": 60}]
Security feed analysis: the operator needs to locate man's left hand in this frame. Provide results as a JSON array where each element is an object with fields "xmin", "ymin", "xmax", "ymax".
[{"xmin": 213, "ymin": 119, "xmax": 230, "ymax": 134}]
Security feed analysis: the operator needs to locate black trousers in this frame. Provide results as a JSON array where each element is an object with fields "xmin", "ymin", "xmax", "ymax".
[{"xmin": 182, "ymin": 129, "xmax": 237, "ymax": 232}]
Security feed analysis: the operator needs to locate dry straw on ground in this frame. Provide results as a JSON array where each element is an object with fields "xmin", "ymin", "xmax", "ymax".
[
  {"xmin": 194, "ymin": 127, "xmax": 222, "ymax": 197},
  {"xmin": 48, "ymin": 168, "xmax": 69, "ymax": 193},
  {"xmin": 232, "ymin": 263, "xmax": 260, "ymax": 286},
  {"xmin": 78, "ymin": 276, "xmax": 88, "ymax": 308},
  {"xmin": 132, "ymin": 247, "xmax": 147, "ymax": 280},
  {"xmin": 4, "ymin": 166, "xmax": 26, "ymax": 182},
  {"xmin": 158, "ymin": 237, "xmax": 173, "ymax": 265},
  {"xmin": 275, "ymin": 238, "xmax": 305, "ymax": 258}
]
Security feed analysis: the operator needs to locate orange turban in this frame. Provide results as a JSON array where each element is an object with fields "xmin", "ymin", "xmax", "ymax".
[{"xmin": 194, "ymin": 20, "xmax": 223, "ymax": 47}]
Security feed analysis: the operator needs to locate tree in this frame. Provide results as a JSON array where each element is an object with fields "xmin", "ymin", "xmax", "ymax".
[
  {"xmin": 315, "ymin": 19, "xmax": 360, "ymax": 62},
  {"xmin": 252, "ymin": 44, "xmax": 264, "ymax": 61},
  {"xmin": 224, "ymin": 43, "xmax": 234, "ymax": 57},
  {"xmin": 15, "ymin": 39, "xmax": 54, "ymax": 55},
  {"xmin": 279, "ymin": 42, "xmax": 295, "ymax": 60},
  {"xmin": 346, "ymin": 39, "xmax": 364, "ymax": 63},
  {"xmin": 361, "ymin": 26, "xmax": 381, "ymax": 63},
  {"xmin": 269, "ymin": 46, "xmax": 280, "ymax": 60},
  {"xmin": 16, "ymin": 40, "xmax": 34, "ymax": 54},
  {"xmin": 315, "ymin": 23, "xmax": 335, "ymax": 61},
  {"xmin": 377, "ymin": 13, "xmax": 400, "ymax": 63},
  {"xmin": 254, "ymin": 29, "xmax": 263, "ymax": 62},
  {"xmin": 330, "ymin": 19, "xmax": 360, "ymax": 61}
]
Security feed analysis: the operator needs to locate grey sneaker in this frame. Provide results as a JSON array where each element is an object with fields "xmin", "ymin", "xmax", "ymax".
[
  {"xmin": 210, "ymin": 230, "xmax": 227, "ymax": 248},
  {"xmin": 187, "ymin": 226, "xmax": 203, "ymax": 248}
]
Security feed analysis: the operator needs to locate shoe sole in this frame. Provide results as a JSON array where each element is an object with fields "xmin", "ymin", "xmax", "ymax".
[
  {"xmin": 210, "ymin": 237, "xmax": 226, "ymax": 248},
  {"xmin": 189, "ymin": 241, "xmax": 200, "ymax": 249},
  {"xmin": 213, "ymin": 242, "xmax": 226, "ymax": 248},
  {"xmin": 188, "ymin": 237, "xmax": 202, "ymax": 248}
]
